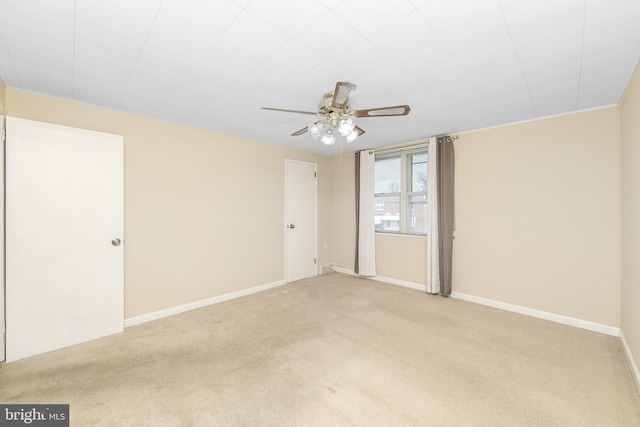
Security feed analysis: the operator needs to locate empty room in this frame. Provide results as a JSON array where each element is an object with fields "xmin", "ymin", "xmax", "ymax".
[{"xmin": 0, "ymin": 0, "xmax": 639, "ymax": 425}]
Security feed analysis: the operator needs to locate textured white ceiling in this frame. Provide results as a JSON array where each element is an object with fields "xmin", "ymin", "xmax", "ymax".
[{"xmin": 1, "ymin": 0, "xmax": 639, "ymax": 155}]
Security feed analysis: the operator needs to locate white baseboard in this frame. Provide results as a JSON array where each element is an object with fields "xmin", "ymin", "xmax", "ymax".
[
  {"xmin": 371, "ymin": 274, "xmax": 428, "ymax": 292},
  {"xmin": 334, "ymin": 267, "xmax": 619, "ymax": 336},
  {"xmin": 620, "ymin": 330, "xmax": 640, "ymax": 391},
  {"xmin": 333, "ymin": 266, "xmax": 354, "ymax": 275},
  {"xmin": 334, "ymin": 267, "xmax": 428, "ymax": 292},
  {"xmin": 124, "ymin": 279, "xmax": 287, "ymax": 327},
  {"xmin": 450, "ymin": 292, "xmax": 620, "ymax": 336}
]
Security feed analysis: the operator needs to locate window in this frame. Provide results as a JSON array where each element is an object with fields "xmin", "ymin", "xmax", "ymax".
[{"xmin": 374, "ymin": 146, "xmax": 428, "ymax": 235}]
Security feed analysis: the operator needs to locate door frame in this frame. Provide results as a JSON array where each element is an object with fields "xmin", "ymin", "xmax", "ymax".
[{"xmin": 284, "ymin": 159, "xmax": 318, "ymax": 283}]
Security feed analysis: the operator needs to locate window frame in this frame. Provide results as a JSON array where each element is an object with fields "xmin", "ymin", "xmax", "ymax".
[{"xmin": 374, "ymin": 144, "xmax": 428, "ymax": 235}]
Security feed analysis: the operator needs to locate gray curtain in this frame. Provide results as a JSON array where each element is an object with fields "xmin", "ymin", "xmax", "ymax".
[{"xmin": 436, "ymin": 136, "xmax": 455, "ymax": 295}]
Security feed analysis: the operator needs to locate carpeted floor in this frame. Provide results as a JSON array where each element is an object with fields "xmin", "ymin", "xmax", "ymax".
[{"xmin": 1, "ymin": 273, "xmax": 639, "ymax": 426}]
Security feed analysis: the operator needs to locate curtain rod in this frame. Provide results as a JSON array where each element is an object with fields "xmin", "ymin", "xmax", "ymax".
[
  {"xmin": 372, "ymin": 135, "xmax": 459, "ymax": 153},
  {"xmin": 375, "ymin": 139, "xmax": 428, "ymax": 152},
  {"xmin": 438, "ymin": 135, "xmax": 459, "ymax": 143},
  {"xmin": 334, "ymin": 135, "xmax": 459, "ymax": 158}
]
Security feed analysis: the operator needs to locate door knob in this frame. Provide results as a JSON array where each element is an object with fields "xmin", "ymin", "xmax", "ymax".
[
  {"xmin": 288, "ymin": 224, "xmax": 295, "ymax": 229},
  {"xmin": 111, "ymin": 238, "xmax": 121, "ymax": 246}
]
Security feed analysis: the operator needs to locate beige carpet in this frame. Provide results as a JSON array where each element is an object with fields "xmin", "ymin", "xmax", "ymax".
[{"xmin": 1, "ymin": 273, "xmax": 639, "ymax": 426}]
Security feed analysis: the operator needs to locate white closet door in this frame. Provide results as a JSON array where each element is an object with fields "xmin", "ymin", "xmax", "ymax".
[
  {"xmin": 285, "ymin": 160, "xmax": 317, "ymax": 282},
  {"xmin": 6, "ymin": 117, "xmax": 124, "ymax": 362},
  {"xmin": 0, "ymin": 108, "xmax": 5, "ymax": 362}
]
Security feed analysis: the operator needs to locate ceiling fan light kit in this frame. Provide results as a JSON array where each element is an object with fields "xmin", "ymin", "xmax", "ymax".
[
  {"xmin": 309, "ymin": 117, "xmax": 357, "ymax": 145},
  {"xmin": 320, "ymin": 130, "xmax": 336, "ymax": 146},
  {"xmin": 263, "ymin": 82, "xmax": 411, "ymax": 146},
  {"xmin": 346, "ymin": 129, "xmax": 359, "ymax": 143},
  {"xmin": 338, "ymin": 118, "xmax": 356, "ymax": 136},
  {"xmin": 308, "ymin": 122, "xmax": 322, "ymax": 138}
]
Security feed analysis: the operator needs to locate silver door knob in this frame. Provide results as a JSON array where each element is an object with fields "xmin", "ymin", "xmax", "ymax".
[
  {"xmin": 288, "ymin": 224, "xmax": 295, "ymax": 229},
  {"xmin": 112, "ymin": 238, "xmax": 121, "ymax": 246}
]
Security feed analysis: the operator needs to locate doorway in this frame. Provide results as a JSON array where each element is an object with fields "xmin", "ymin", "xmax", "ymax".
[{"xmin": 285, "ymin": 160, "xmax": 317, "ymax": 282}]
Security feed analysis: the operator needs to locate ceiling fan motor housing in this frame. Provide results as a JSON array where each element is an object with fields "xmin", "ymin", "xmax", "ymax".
[{"xmin": 318, "ymin": 92, "xmax": 348, "ymax": 114}]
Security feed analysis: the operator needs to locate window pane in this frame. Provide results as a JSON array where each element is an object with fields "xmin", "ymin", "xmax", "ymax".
[
  {"xmin": 375, "ymin": 196, "xmax": 400, "ymax": 232},
  {"xmin": 375, "ymin": 157, "xmax": 401, "ymax": 194},
  {"xmin": 409, "ymin": 195, "xmax": 427, "ymax": 234},
  {"xmin": 411, "ymin": 153, "xmax": 427, "ymax": 192}
]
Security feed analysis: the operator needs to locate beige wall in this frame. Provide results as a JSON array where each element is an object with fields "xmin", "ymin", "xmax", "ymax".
[
  {"xmin": 375, "ymin": 233, "xmax": 426, "ymax": 283},
  {"xmin": 334, "ymin": 108, "xmax": 622, "ymax": 326},
  {"xmin": 454, "ymin": 108, "xmax": 621, "ymax": 326},
  {"xmin": 0, "ymin": 79, "xmax": 5, "ymax": 112},
  {"xmin": 5, "ymin": 89, "xmax": 333, "ymax": 318},
  {"xmin": 333, "ymin": 154, "xmax": 356, "ymax": 270},
  {"xmin": 620, "ymin": 62, "xmax": 640, "ymax": 371}
]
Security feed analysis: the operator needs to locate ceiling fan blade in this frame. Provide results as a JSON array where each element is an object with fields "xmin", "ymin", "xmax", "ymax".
[
  {"xmin": 353, "ymin": 105, "xmax": 411, "ymax": 118},
  {"xmin": 262, "ymin": 107, "xmax": 318, "ymax": 116},
  {"xmin": 332, "ymin": 81, "xmax": 356, "ymax": 110},
  {"xmin": 355, "ymin": 125, "xmax": 366, "ymax": 136},
  {"xmin": 291, "ymin": 127, "xmax": 308, "ymax": 136}
]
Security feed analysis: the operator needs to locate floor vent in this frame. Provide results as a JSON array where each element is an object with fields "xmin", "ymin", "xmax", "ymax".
[{"xmin": 321, "ymin": 264, "xmax": 334, "ymax": 275}]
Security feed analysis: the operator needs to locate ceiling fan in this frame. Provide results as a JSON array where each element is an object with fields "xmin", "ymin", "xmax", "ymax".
[{"xmin": 262, "ymin": 81, "xmax": 411, "ymax": 145}]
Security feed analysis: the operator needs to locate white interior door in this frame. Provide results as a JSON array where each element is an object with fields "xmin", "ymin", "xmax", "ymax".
[
  {"xmin": 0, "ymin": 107, "xmax": 5, "ymax": 362},
  {"xmin": 285, "ymin": 160, "xmax": 317, "ymax": 282},
  {"xmin": 5, "ymin": 117, "xmax": 124, "ymax": 362}
]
